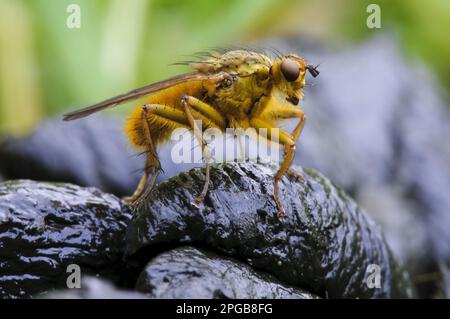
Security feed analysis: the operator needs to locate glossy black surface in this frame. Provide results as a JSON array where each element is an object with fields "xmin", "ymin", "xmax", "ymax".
[
  {"xmin": 126, "ymin": 162, "xmax": 413, "ymax": 298},
  {"xmin": 136, "ymin": 246, "xmax": 318, "ymax": 299},
  {"xmin": 0, "ymin": 180, "xmax": 131, "ymax": 298}
]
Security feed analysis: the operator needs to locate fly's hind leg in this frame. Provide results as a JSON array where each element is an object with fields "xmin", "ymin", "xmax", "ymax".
[
  {"xmin": 122, "ymin": 154, "xmax": 154, "ymax": 204},
  {"xmin": 128, "ymin": 103, "xmax": 199, "ymax": 209},
  {"xmin": 123, "ymin": 105, "xmax": 160, "ymax": 208},
  {"xmin": 181, "ymin": 95, "xmax": 226, "ymax": 208}
]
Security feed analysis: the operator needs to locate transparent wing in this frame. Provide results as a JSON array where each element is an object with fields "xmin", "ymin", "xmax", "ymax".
[{"xmin": 63, "ymin": 72, "xmax": 205, "ymax": 121}]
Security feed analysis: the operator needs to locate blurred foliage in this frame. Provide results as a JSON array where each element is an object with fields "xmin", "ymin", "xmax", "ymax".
[
  {"xmin": 339, "ymin": 0, "xmax": 450, "ymax": 92},
  {"xmin": 0, "ymin": 0, "xmax": 449, "ymax": 135}
]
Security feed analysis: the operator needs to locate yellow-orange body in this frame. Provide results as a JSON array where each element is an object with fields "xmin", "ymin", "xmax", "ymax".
[
  {"xmin": 63, "ymin": 49, "xmax": 318, "ymax": 221},
  {"xmin": 124, "ymin": 51, "xmax": 306, "ymax": 152}
]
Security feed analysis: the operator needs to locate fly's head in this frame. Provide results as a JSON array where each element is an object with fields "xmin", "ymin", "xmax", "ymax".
[{"xmin": 270, "ymin": 54, "xmax": 319, "ymax": 105}]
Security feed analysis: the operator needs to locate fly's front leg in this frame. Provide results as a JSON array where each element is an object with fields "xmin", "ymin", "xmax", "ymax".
[
  {"xmin": 273, "ymin": 143, "xmax": 296, "ymax": 222},
  {"xmin": 250, "ymin": 118, "xmax": 297, "ymax": 222},
  {"xmin": 286, "ymin": 110, "xmax": 306, "ymax": 182},
  {"xmin": 181, "ymin": 95, "xmax": 226, "ymax": 208},
  {"xmin": 257, "ymin": 103, "xmax": 307, "ymax": 183}
]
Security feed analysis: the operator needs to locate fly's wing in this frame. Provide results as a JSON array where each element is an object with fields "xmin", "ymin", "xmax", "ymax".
[{"xmin": 63, "ymin": 72, "xmax": 206, "ymax": 121}]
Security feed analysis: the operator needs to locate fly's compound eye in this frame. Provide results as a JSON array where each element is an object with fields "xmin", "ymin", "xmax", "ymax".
[{"xmin": 280, "ymin": 59, "xmax": 300, "ymax": 82}]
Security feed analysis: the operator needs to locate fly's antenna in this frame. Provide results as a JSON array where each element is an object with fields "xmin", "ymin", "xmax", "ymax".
[{"xmin": 306, "ymin": 64, "xmax": 320, "ymax": 78}]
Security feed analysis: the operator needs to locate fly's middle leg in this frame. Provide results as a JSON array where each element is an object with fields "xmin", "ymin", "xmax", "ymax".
[{"xmin": 181, "ymin": 95, "xmax": 226, "ymax": 208}]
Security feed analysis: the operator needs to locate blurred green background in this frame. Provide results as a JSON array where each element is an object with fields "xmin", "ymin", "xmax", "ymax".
[{"xmin": 1, "ymin": 0, "xmax": 449, "ymax": 135}]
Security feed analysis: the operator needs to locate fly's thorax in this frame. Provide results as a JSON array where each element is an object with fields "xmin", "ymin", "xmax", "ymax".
[
  {"xmin": 193, "ymin": 50, "xmax": 272, "ymax": 77},
  {"xmin": 211, "ymin": 72, "xmax": 271, "ymax": 119}
]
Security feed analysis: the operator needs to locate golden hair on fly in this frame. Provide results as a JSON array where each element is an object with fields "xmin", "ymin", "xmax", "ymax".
[{"xmin": 63, "ymin": 48, "xmax": 319, "ymax": 222}]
